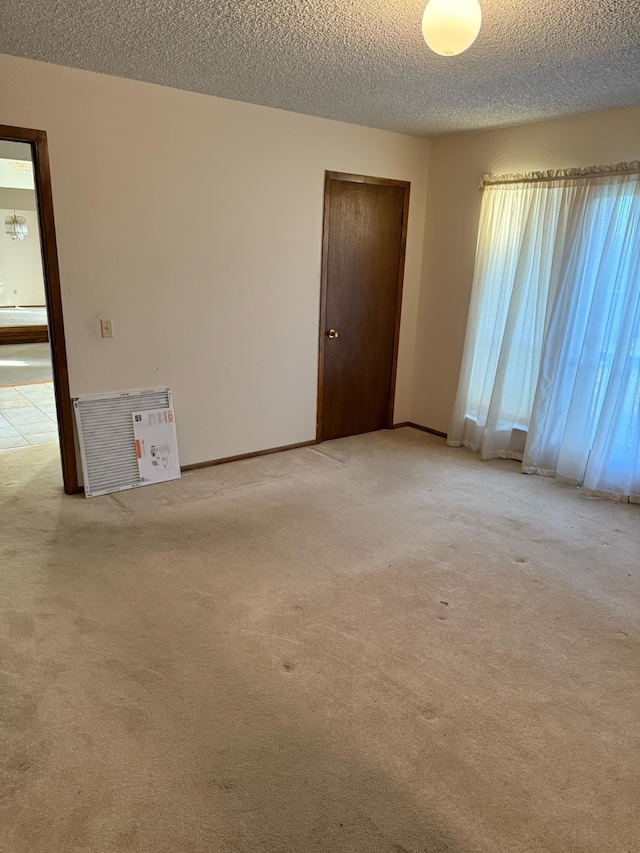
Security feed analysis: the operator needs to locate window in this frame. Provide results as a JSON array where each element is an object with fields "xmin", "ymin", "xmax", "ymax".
[{"xmin": 449, "ymin": 168, "xmax": 640, "ymax": 503}]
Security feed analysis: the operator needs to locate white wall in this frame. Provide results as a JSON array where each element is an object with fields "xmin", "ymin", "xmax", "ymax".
[
  {"xmin": 0, "ymin": 198, "xmax": 46, "ymax": 307},
  {"xmin": 0, "ymin": 53, "xmax": 430, "ymax": 465},
  {"xmin": 0, "ymin": 158, "xmax": 44, "ymax": 307},
  {"xmin": 412, "ymin": 105, "xmax": 640, "ymax": 433}
]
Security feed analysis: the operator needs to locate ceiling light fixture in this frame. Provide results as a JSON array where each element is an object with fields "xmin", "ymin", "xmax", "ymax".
[
  {"xmin": 422, "ymin": 0, "xmax": 482, "ymax": 56},
  {"xmin": 5, "ymin": 211, "xmax": 28, "ymax": 241}
]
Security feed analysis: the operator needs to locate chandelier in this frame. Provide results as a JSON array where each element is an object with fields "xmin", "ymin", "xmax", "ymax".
[{"xmin": 5, "ymin": 212, "xmax": 28, "ymax": 242}]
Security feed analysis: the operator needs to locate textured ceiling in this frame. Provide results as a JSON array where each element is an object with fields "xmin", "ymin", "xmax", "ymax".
[{"xmin": 1, "ymin": 1, "xmax": 640, "ymax": 136}]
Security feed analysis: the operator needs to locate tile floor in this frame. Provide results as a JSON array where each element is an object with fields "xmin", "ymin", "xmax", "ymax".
[{"xmin": 0, "ymin": 383, "xmax": 58, "ymax": 450}]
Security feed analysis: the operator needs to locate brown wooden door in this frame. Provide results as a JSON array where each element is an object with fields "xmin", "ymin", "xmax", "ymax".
[{"xmin": 318, "ymin": 172, "xmax": 410, "ymax": 441}]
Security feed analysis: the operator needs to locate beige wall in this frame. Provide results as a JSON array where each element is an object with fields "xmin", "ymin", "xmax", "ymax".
[
  {"xmin": 0, "ymin": 153, "xmax": 43, "ymax": 306},
  {"xmin": 0, "ymin": 53, "xmax": 430, "ymax": 465},
  {"xmin": 413, "ymin": 105, "xmax": 640, "ymax": 433},
  {"xmin": 0, "ymin": 199, "xmax": 46, "ymax": 307}
]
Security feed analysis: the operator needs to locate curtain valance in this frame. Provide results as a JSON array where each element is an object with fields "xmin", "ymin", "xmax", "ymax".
[{"xmin": 479, "ymin": 161, "xmax": 640, "ymax": 189}]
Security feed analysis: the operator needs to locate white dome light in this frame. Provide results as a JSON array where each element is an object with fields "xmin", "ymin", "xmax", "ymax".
[{"xmin": 422, "ymin": 0, "xmax": 482, "ymax": 57}]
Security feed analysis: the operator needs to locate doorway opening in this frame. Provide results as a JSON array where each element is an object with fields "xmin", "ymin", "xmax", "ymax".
[{"xmin": 0, "ymin": 125, "xmax": 78, "ymax": 494}]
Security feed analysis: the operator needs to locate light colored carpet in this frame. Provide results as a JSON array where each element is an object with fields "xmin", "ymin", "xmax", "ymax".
[
  {"xmin": 1, "ymin": 428, "xmax": 638, "ymax": 852},
  {"xmin": 0, "ymin": 308, "xmax": 48, "ymax": 328},
  {"xmin": 0, "ymin": 343, "xmax": 53, "ymax": 386}
]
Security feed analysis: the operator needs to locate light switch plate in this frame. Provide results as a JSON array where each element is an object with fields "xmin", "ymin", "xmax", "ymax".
[{"xmin": 100, "ymin": 318, "xmax": 114, "ymax": 338}]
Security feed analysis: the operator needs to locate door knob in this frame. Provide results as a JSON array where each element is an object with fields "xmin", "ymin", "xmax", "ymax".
[{"xmin": 327, "ymin": 329, "xmax": 339, "ymax": 339}]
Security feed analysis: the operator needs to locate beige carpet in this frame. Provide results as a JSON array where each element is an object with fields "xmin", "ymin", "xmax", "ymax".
[{"xmin": 1, "ymin": 428, "xmax": 639, "ymax": 852}]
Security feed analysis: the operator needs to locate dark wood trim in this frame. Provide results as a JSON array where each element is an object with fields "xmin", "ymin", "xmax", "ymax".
[
  {"xmin": 181, "ymin": 439, "xmax": 318, "ymax": 472},
  {"xmin": 316, "ymin": 171, "xmax": 411, "ymax": 442},
  {"xmin": 387, "ymin": 181, "xmax": 411, "ymax": 429},
  {"xmin": 392, "ymin": 421, "xmax": 448, "ymax": 439},
  {"xmin": 0, "ymin": 325, "xmax": 49, "ymax": 345},
  {"xmin": 325, "ymin": 171, "xmax": 411, "ymax": 189},
  {"xmin": 315, "ymin": 172, "xmax": 332, "ymax": 443},
  {"xmin": 0, "ymin": 125, "xmax": 79, "ymax": 494},
  {"xmin": 181, "ymin": 424, "xmax": 447, "ymax": 476}
]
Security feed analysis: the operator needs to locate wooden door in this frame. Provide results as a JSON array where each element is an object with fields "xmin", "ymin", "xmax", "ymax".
[{"xmin": 317, "ymin": 172, "xmax": 410, "ymax": 441}]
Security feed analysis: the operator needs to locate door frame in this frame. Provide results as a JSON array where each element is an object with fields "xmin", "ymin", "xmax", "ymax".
[
  {"xmin": 316, "ymin": 170, "xmax": 411, "ymax": 443},
  {"xmin": 0, "ymin": 124, "xmax": 79, "ymax": 494}
]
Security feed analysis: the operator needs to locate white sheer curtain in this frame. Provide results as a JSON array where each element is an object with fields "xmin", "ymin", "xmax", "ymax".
[{"xmin": 448, "ymin": 168, "xmax": 640, "ymax": 503}]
